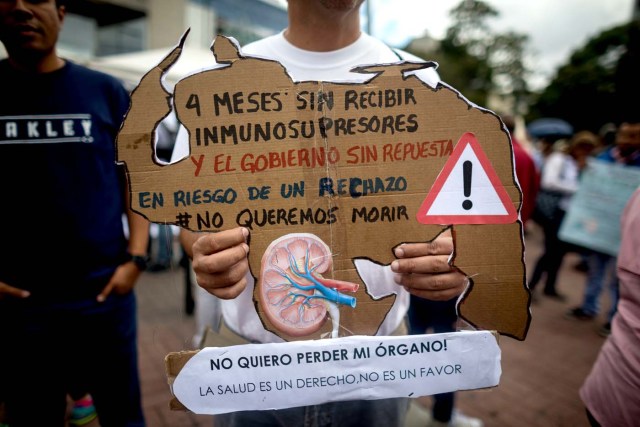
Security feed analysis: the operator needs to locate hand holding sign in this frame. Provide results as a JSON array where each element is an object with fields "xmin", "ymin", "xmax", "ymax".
[{"xmin": 189, "ymin": 227, "xmax": 250, "ymax": 300}]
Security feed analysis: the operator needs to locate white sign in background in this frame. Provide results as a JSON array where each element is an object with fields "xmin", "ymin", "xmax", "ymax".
[{"xmin": 172, "ymin": 330, "xmax": 501, "ymax": 414}]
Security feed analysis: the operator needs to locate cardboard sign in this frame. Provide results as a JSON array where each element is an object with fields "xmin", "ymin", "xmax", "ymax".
[{"xmin": 116, "ymin": 33, "xmax": 530, "ymax": 341}]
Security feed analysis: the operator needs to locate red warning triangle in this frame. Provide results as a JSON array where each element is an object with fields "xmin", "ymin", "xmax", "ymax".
[{"xmin": 416, "ymin": 132, "xmax": 517, "ymax": 224}]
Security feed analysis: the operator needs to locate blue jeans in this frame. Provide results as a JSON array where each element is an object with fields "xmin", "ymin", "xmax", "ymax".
[
  {"xmin": 529, "ymin": 209, "xmax": 570, "ymax": 295},
  {"xmin": 154, "ymin": 224, "xmax": 174, "ymax": 266},
  {"xmin": 213, "ymin": 398, "xmax": 409, "ymax": 427},
  {"xmin": 407, "ymin": 296, "xmax": 458, "ymax": 423},
  {"xmin": 0, "ymin": 287, "xmax": 145, "ymax": 427},
  {"xmin": 581, "ymin": 251, "xmax": 619, "ymax": 322}
]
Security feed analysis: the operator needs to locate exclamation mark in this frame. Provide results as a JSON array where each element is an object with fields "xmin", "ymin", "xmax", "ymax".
[{"xmin": 462, "ymin": 160, "xmax": 473, "ymax": 210}]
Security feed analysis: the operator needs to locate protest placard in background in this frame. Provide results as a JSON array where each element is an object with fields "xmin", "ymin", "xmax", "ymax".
[{"xmin": 559, "ymin": 159, "xmax": 640, "ymax": 256}]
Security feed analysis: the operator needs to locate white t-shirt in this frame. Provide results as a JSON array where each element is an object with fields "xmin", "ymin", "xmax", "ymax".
[
  {"xmin": 540, "ymin": 151, "xmax": 579, "ymax": 211},
  {"xmin": 172, "ymin": 31, "xmax": 441, "ymax": 344}
]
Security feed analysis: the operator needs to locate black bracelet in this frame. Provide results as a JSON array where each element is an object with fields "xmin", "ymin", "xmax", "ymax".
[{"xmin": 127, "ymin": 253, "xmax": 149, "ymax": 271}]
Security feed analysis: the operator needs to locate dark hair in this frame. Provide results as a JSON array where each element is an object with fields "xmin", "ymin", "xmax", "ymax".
[
  {"xmin": 502, "ymin": 114, "xmax": 516, "ymax": 134},
  {"xmin": 621, "ymin": 115, "xmax": 640, "ymax": 126},
  {"xmin": 55, "ymin": 0, "xmax": 67, "ymax": 7}
]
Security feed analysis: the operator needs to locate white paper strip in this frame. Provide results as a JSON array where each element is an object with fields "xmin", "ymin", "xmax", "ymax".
[{"xmin": 172, "ymin": 330, "xmax": 501, "ymax": 414}]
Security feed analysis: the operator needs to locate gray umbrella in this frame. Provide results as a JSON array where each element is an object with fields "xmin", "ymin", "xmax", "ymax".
[{"xmin": 527, "ymin": 118, "xmax": 574, "ymax": 139}]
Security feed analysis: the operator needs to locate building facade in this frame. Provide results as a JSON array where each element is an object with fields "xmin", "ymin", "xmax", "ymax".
[{"xmin": 2, "ymin": 0, "xmax": 287, "ymax": 61}]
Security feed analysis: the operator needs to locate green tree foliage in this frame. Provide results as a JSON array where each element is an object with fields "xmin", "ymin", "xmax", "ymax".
[
  {"xmin": 404, "ymin": 0, "xmax": 530, "ymax": 108},
  {"xmin": 615, "ymin": 21, "xmax": 640, "ymax": 117},
  {"xmin": 528, "ymin": 21, "xmax": 638, "ymax": 132}
]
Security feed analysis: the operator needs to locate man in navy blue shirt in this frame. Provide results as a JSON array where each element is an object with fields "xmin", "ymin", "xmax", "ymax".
[{"xmin": 0, "ymin": 1, "xmax": 149, "ymax": 425}]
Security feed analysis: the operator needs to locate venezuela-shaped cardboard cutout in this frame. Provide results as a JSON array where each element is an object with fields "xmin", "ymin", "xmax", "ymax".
[{"xmin": 117, "ymin": 32, "xmax": 531, "ymax": 343}]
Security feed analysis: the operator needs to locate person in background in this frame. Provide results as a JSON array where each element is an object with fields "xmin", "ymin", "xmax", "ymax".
[
  {"xmin": 579, "ymin": 187, "xmax": 640, "ymax": 427},
  {"xmin": 0, "ymin": 1, "xmax": 149, "ymax": 426},
  {"xmin": 528, "ymin": 131, "xmax": 598, "ymax": 300},
  {"xmin": 171, "ymin": 1, "xmax": 480, "ymax": 426},
  {"xmin": 566, "ymin": 119, "xmax": 640, "ymax": 336},
  {"xmin": 530, "ymin": 134, "xmax": 561, "ymax": 173},
  {"xmin": 502, "ymin": 114, "xmax": 539, "ymax": 226},
  {"xmin": 596, "ymin": 122, "xmax": 618, "ymax": 154}
]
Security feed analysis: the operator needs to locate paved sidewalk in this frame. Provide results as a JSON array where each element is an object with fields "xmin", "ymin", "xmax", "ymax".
[{"xmin": 77, "ymin": 222, "xmax": 608, "ymax": 426}]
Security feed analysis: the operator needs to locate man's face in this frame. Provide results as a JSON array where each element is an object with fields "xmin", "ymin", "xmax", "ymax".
[
  {"xmin": 616, "ymin": 122, "xmax": 640, "ymax": 156},
  {"xmin": 0, "ymin": 0, "xmax": 64, "ymax": 56}
]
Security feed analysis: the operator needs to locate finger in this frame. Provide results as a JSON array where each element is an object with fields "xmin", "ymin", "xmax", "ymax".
[
  {"xmin": 394, "ymin": 236, "xmax": 453, "ymax": 258},
  {"xmin": 395, "ymin": 271, "xmax": 468, "ymax": 299},
  {"xmin": 0, "ymin": 283, "xmax": 30, "ymax": 299},
  {"xmin": 390, "ymin": 254, "xmax": 452, "ymax": 274},
  {"xmin": 193, "ymin": 228, "xmax": 249, "ymax": 257},
  {"xmin": 192, "ymin": 243, "xmax": 249, "ymax": 275},
  {"xmin": 97, "ymin": 282, "xmax": 115, "ymax": 303},
  {"xmin": 406, "ymin": 286, "xmax": 464, "ymax": 302},
  {"xmin": 195, "ymin": 254, "xmax": 248, "ymax": 287},
  {"xmin": 200, "ymin": 274, "xmax": 249, "ymax": 300}
]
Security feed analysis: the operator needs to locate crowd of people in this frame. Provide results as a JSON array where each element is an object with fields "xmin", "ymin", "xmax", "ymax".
[
  {"xmin": 1, "ymin": 0, "xmax": 638, "ymax": 427},
  {"xmin": 523, "ymin": 117, "xmax": 640, "ymax": 427},
  {"xmin": 525, "ymin": 118, "xmax": 640, "ymax": 340},
  {"xmin": 499, "ymin": 111, "xmax": 639, "ymax": 349}
]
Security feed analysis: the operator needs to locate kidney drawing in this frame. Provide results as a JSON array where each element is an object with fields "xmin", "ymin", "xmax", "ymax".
[{"xmin": 259, "ymin": 233, "xmax": 359, "ymax": 338}]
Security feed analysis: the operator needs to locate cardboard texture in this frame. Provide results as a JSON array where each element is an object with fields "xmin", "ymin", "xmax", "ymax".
[
  {"xmin": 165, "ymin": 351, "xmax": 196, "ymax": 411},
  {"xmin": 117, "ymin": 33, "xmax": 531, "ymax": 343}
]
